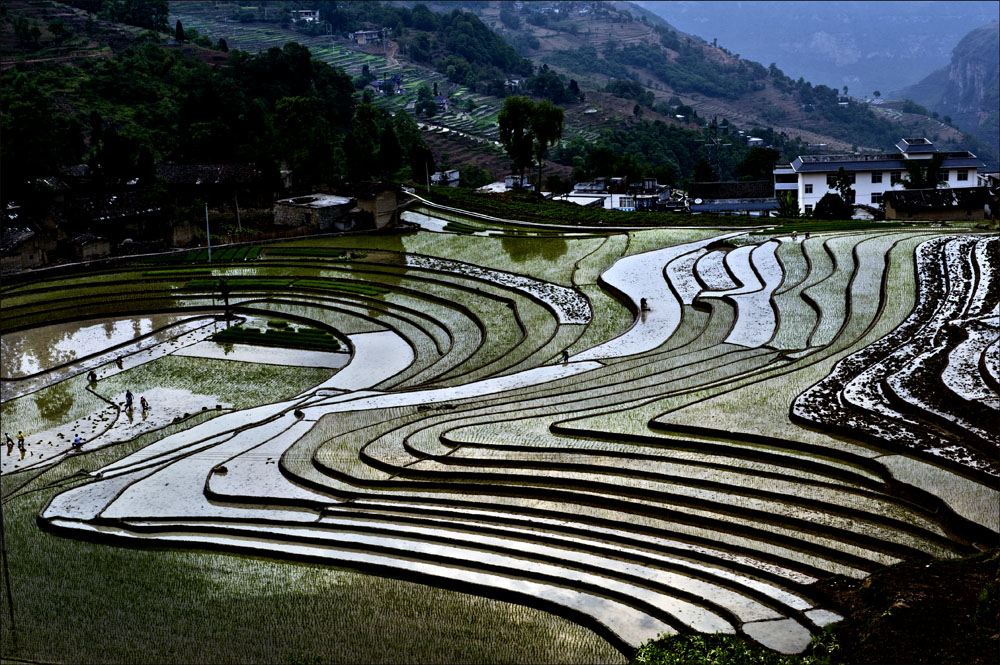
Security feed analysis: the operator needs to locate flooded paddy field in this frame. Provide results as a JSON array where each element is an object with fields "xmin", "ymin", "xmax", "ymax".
[{"xmin": 2, "ymin": 213, "xmax": 996, "ymax": 663}]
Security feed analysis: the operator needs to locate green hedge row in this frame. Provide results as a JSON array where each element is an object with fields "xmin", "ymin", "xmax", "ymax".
[
  {"xmin": 142, "ymin": 270, "xmax": 212, "ymax": 278},
  {"xmin": 184, "ymin": 278, "xmax": 292, "ymax": 289},
  {"xmin": 443, "ymin": 221, "xmax": 482, "ymax": 234},
  {"xmin": 293, "ymin": 279, "xmax": 389, "ymax": 296},
  {"xmin": 266, "ymin": 248, "xmax": 368, "ymax": 259},
  {"xmin": 211, "ymin": 326, "xmax": 341, "ymax": 351},
  {"xmin": 142, "ymin": 246, "xmax": 262, "ymax": 265}
]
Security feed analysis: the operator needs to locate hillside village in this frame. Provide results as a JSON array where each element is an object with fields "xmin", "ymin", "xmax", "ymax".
[{"xmin": 2, "ymin": 1, "xmax": 998, "ymax": 274}]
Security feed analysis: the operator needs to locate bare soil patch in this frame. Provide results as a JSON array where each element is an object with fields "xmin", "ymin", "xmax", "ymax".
[{"xmin": 813, "ymin": 550, "xmax": 1000, "ymax": 665}]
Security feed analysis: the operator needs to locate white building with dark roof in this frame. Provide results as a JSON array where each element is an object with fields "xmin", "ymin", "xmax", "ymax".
[{"xmin": 776, "ymin": 138, "xmax": 986, "ymax": 215}]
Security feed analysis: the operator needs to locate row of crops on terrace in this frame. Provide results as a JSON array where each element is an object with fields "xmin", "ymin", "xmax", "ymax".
[
  {"xmin": 211, "ymin": 321, "xmax": 342, "ymax": 352},
  {"xmin": 142, "ymin": 246, "xmax": 262, "ymax": 264},
  {"xmin": 3, "ymin": 214, "xmax": 997, "ymax": 663},
  {"xmin": 168, "ymin": 7, "xmax": 507, "ymax": 149}
]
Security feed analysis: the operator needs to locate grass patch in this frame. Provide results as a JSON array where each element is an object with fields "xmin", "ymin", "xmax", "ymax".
[
  {"xmin": 632, "ymin": 632, "xmax": 837, "ymax": 665},
  {"xmin": 95, "ymin": 355, "xmax": 334, "ymax": 410}
]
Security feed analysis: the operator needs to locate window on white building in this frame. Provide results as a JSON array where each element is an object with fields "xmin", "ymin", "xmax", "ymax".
[
  {"xmin": 827, "ymin": 173, "xmax": 856, "ymax": 186},
  {"xmin": 941, "ymin": 171, "xmax": 949, "ymax": 181},
  {"xmin": 957, "ymin": 170, "xmax": 969, "ymax": 181},
  {"xmin": 871, "ymin": 192, "xmax": 883, "ymax": 205},
  {"xmin": 871, "ymin": 172, "xmax": 882, "ymax": 183},
  {"xmin": 890, "ymin": 172, "xmax": 902, "ymax": 185},
  {"xmin": 805, "ymin": 184, "xmax": 813, "ymax": 194},
  {"xmin": 804, "ymin": 204, "xmax": 813, "ymax": 214}
]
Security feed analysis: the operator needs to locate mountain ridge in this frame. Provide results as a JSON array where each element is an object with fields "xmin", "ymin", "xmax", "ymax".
[{"xmin": 894, "ymin": 22, "xmax": 1000, "ymax": 160}]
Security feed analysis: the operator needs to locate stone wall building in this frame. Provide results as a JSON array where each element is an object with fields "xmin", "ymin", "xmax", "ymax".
[
  {"xmin": 1, "ymin": 225, "xmax": 52, "ymax": 273},
  {"xmin": 273, "ymin": 194, "xmax": 355, "ymax": 231},
  {"xmin": 69, "ymin": 233, "xmax": 112, "ymax": 261}
]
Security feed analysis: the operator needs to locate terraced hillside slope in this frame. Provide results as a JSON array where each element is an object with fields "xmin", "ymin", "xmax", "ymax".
[
  {"xmin": 164, "ymin": 0, "xmax": 988, "ymax": 170},
  {"xmin": 1, "ymin": 202, "xmax": 996, "ymax": 663}
]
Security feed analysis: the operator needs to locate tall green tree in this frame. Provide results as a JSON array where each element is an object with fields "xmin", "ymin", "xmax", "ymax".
[
  {"xmin": 497, "ymin": 96, "xmax": 537, "ymax": 184},
  {"xmin": 415, "ymin": 84, "xmax": 437, "ymax": 117},
  {"xmin": 813, "ymin": 192, "xmax": 853, "ymax": 219},
  {"xmin": 377, "ymin": 125, "xmax": 402, "ymax": 180},
  {"xmin": 902, "ymin": 153, "xmax": 946, "ymax": 189},
  {"xmin": 692, "ymin": 157, "xmax": 718, "ymax": 182},
  {"xmin": 529, "ymin": 100, "xmax": 564, "ymax": 190},
  {"xmin": 585, "ymin": 146, "xmax": 616, "ymax": 182},
  {"xmin": 0, "ymin": 73, "xmax": 83, "ymax": 198},
  {"xmin": 736, "ymin": 147, "xmax": 781, "ymax": 181},
  {"xmin": 831, "ymin": 166, "xmax": 855, "ymax": 204},
  {"xmin": 777, "ymin": 191, "xmax": 799, "ymax": 218},
  {"xmin": 410, "ymin": 145, "xmax": 435, "ymax": 188},
  {"xmin": 273, "ymin": 96, "xmax": 335, "ymax": 187}
]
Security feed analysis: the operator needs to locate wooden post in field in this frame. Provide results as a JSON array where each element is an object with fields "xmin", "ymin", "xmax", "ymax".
[{"xmin": 205, "ymin": 203, "xmax": 212, "ymax": 263}]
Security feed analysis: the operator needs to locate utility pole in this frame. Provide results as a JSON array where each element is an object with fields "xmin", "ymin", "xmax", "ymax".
[
  {"xmin": 0, "ymin": 472, "xmax": 16, "ymax": 639},
  {"xmin": 425, "ymin": 160, "xmax": 431, "ymax": 194},
  {"xmin": 234, "ymin": 195, "xmax": 242, "ymax": 233},
  {"xmin": 205, "ymin": 203, "xmax": 212, "ymax": 263}
]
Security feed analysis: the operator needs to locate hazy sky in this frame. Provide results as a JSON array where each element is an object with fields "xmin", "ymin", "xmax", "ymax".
[{"xmin": 634, "ymin": 1, "xmax": 999, "ymax": 96}]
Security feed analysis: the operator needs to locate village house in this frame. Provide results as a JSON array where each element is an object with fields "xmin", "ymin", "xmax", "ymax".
[
  {"xmin": 0, "ymin": 221, "xmax": 53, "ymax": 273},
  {"xmin": 273, "ymin": 194, "xmax": 355, "ymax": 231},
  {"xmin": 504, "ymin": 175, "xmax": 534, "ymax": 191},
  {"xmin": 349, "ymin": 28, "xmax": 389, "ymax": 45},
  {"xmin": 688, "ymin": 180, "xmax": 779, "ymax": 216},
  {"xmin": 883, "ymin": 187, "xmax": 990, "ymax": 222},
  {"xmin": 291, "ymin": 9, "xmax": 319, "ymax": 22},
  {"xmin": 552, "ymin": 177, "xmax": 674, "ymax": 212},
  {"xmin": 776, "ymin": 138, "xmax": 985, "ymax": 215},
  {"xmin": 69, "ymin": 233, "xmax": 112, "ymax": 261},
  {"xmin": 354, "ymin": 183, "xmax": 404, "ymax": 230},
  {"xmin": 430, "ymin": 170, "xmax": 460, "ymax": 187}
]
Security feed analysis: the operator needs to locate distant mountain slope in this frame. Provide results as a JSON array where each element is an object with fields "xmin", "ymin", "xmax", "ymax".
[
  {"xmin": 633, "ymin": 1, "xmax": 998, "ymax": 102},
  {"xmin": 485, "ymin": 1, "xmax": 977, "ymax": 156},
  {"xmin": 894, "ymin": 22, "xmax": 999, "ymax": 159}
]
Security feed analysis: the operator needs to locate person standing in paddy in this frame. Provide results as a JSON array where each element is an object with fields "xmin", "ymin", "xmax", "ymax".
[
  {"xmin": 140, "ymin": 396, "xmax": 149, "ymax": 412},
  {"xmin": 17, "ymin": 436, "xmax": 26, "ymax": 459},
  {"xmin": 125, "ymin": 390, "xmax": 134, "ymax": 410},
  {"xmin": 5, "ymin": 432, "xmax": 13, "ymax": 455}
]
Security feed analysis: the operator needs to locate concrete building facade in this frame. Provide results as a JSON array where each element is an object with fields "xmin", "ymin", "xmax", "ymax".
[{"xmin": 777, "ymin": 138, "xmax": 985, "ymax": 215}]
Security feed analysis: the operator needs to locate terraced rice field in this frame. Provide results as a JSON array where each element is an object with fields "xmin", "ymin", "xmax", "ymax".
[
  {"xmin": 167, "ymin": 6, "xmax": 505, "ymax": 153},
  {"xmin": 1, "ymin": 206, "xmax": 996, "ymax": 663}
]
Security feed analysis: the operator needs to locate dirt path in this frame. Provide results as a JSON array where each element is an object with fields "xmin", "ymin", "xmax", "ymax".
[
  {"xmin": 385, "ymin": 39, "xmax": 398, "ymax": 68},
  {"xmin": 0, "ymin": 50, "xmax": 110, "ymax": 70}
]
